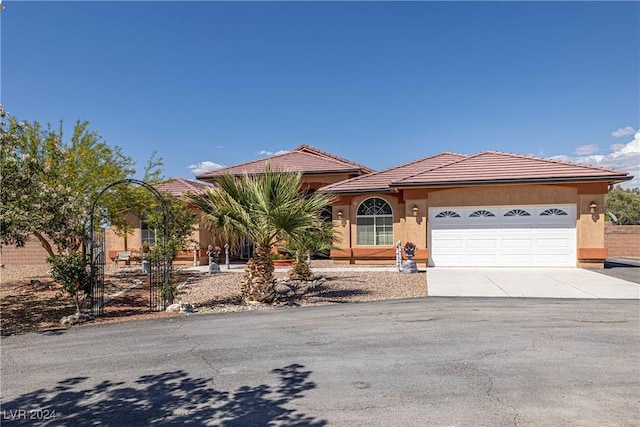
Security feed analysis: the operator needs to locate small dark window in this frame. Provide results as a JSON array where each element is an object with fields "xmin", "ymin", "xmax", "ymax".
[
  {"xmin": 469, "ymin": 210, "xmax": 495, "ymax": 217},
  {"xmin": 540, "ymin": 208, "xmax": 568, "ymax": 216},
  {"xmin": 435, "ymin": 210, "xmax": 461, "ymax": 218},
  {"xmin": 504, "ymin": 209, "xmax": 531, "ymax": 217}
]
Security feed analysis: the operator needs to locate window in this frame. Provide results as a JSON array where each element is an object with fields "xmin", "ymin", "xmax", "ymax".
[
  {"xmin": 504, "ymin": 209, "xmax": 531, "ymax": 217},
  {"xmin": 141, "ymin": 213, "xmax": 156, "ymax": 246},
  {"xmin": 540, "ymin": 208, "xmax": 568, "ymax": 216},
  {"xmin": 435, "ymin": 210, "xmax": 461, "ymax": 218},
  {"xmin": 469, "ymin": 209, "xmax": 495, "ymax": 217},
  {"xmin": 357, "ymin": 198, "xmax": 393, "ymax": 245}
]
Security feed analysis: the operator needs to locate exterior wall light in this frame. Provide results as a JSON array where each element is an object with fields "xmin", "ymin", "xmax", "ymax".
[
  {"xmin": 412, "ymin": 205, "xmax": 419, "ymax": 217},
  {"xmin": 337, "ymin": 210, "xmax": 343, "ymax": 220},
  {"xmin": 589, "ymin": 202, "xmax": 597, "ymax": 214}
]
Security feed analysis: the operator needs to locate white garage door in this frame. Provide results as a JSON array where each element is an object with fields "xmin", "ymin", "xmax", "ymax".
[{"xmin": 429, "ymin": 205, "xmax": 576, "ymax": 267}]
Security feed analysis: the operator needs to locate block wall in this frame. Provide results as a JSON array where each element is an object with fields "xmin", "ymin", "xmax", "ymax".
[
  {"xmin": 1, "ymin": 239, "xmax": 51, "ymax": 266},
  {"xmin": 605, "ymin": 223, "xmax": 640, "ymax": 258}
]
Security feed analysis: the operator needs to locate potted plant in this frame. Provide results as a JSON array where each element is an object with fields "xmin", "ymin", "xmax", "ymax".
[{"xmin": 403, "ymin": 241, "xmax": 417, "ymax": 259}]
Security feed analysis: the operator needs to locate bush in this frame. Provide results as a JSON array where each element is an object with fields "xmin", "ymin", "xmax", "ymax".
[{"xmin": 47, "ymin": 252, "xmax": 91, "ymax": 314}]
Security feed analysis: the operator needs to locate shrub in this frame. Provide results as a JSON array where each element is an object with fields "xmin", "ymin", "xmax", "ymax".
[{"xmin": 47, "ymin": 252, "xmax": 91, "ymax": 314}]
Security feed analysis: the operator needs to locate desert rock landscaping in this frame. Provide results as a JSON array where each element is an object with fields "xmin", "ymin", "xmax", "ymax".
[{"xmin": 1, "ymin": 261, "xmax": 427, "ymax": 336}]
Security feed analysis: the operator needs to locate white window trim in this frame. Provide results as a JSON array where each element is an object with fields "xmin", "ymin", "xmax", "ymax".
[{"xmin": 356, "ymin": 197, "xmax": 394, "ymax": 246}]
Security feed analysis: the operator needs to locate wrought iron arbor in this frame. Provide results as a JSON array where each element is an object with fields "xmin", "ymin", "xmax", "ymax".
[{"xmin": 88, "ymin": 179, "xmax": 171, "ymax": 316}]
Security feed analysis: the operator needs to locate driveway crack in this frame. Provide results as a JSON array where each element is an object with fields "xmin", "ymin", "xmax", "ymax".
[{"xmin": 481, "ymin": 272, "xmax": 510, "ymax": 296}]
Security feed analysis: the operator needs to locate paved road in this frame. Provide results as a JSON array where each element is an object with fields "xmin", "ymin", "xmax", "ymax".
[{"xmin": 2, "ymin": 298, "xmax": 639, "ymax": 426}]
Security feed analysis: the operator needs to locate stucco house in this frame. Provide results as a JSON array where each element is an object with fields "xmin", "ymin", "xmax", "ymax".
[
  {"xmin": 195, "ymin": 144, "xmax": 375, "ymax": 259},
  {"xmin": 3, "ymin": 146, "xmax": 633, "ymax": 268},
  {"xmin": 105, "ymin": 146, "xmax": 373, "ymax": 265},
  {"xmin": 321, "ymin": 151, "xmax": 632, "ymax": 269}
]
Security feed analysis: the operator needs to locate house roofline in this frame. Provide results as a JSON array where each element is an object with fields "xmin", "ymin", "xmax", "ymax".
[
  {"xmin": 390, "ymin": 175, "xmax": 633, "ymax": 188},
  {"xmin": 198, "ymin": 168, "xmax": 364, "ymax": 180},
  {"xmin": 320, "ymin": 187, "xmax": 394, "ymax": 195}
]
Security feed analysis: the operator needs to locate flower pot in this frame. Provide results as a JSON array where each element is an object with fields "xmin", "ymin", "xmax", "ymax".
[{"xmin": 273, "ymin": 259, "xmax": 294, "ymax": 267}]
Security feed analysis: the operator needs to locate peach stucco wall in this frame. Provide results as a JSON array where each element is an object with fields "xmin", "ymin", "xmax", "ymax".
[{"xmin": 332, "ymin": 183, "xmax": 610, "ymax": 268}]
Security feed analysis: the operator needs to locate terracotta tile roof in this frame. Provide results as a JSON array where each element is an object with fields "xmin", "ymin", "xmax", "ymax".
[
  {"xmin": 392, "ymin": 151, "xmax": 632, "ymax": 187},
  {"xmin": 295, "ymin": 145, "xmax": 375, "ymax": 174},
  {"xmin": 154, "ymin": 177, "xmax": 212, "ymax": 196},
  {"xmin": 320, "ymin": 153, "xmax": 467, "ymax": 193},
  {"xmin": 196, "ymin": 144, "xmax": 374, "ymax": 180}
]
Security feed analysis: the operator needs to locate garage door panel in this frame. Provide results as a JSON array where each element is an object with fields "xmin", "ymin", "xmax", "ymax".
[
  {"xmin": 502, "ymin": 238, "xmax": 534, "ymax": 248},
  {"xmin": 537, "ymin": 237, "xmax": 572, "ymax": 249},
  {"xmin": 429, "ymin": 205, "xmax": 576, "ymax": 267},
  {"xmin": 435, "ymin": 238, "xmax": 464, "ymax": 249},
  {"xmin": 467, "ymin": 238, "xmax": 497, "ymax": 249}
]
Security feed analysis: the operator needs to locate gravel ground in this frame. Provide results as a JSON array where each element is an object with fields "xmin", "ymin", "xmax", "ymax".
[
  {"xmin": 177, "ymin": 268, "xmax": 428, "ymax": 314},
  {"xmin": 1, "ymin": 264, "xmax": 52, "ymax": 284},
  {"xmin": 0, "ymin": 262, "xmax": 428, "ymax": 334}
]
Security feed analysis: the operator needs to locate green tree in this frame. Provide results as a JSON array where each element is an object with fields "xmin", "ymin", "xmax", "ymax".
[
  {"xmin": 144, "ymin": 192, "xmax": 200, "ymax": 268},
  {"xmin": 605, "ymin": 186, "xmax": 640, "ymax": 225},
  {"xmin": 188, "ymin": 167, "xmax": 335, "ymax": 303},
  {"xmin": 1, "ymin": 114, "xmax": 135, "ymax": 257},
  {"xmin": 100, "ymin": 152, "xmax": 165, "ymax": 251},
  {"xmin": 47, "ymin": 251, "xmax": 91, "ymax": 314}
]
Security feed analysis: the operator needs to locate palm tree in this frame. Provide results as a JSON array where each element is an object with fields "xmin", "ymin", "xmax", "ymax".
[
  {"xmin": 188, "ymin": 166, "xmax": 335, "ymax": 303},
  {"xmin": 286, "ymin": 219, "xmax": 338, "ymax": 281}
]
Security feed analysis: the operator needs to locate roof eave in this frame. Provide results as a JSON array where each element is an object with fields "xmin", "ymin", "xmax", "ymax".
[
  {"xmin": 320, "ymin": 187, "xmax": 394, "ymax": 194},
  {"xmin": 390, "ymin": 175, "xmax": 633, "ymax": 188},
  {"xmin": 302, "ymin": 168, "xmax": 367, "ymax": 176}
]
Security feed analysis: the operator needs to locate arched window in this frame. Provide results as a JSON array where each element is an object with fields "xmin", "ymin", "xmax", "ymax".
[
  {"xmin": 356, "ymin": 198, "xmax": 393, "ymax": 245},
  {"xmin": 141, "ymin": 213, "xmax": 156, "ymax": 246},
  {"xmin": 469, "ymin": 209, "xmax": 495, "ymax": 217},
  {"xmin": 504, "ymin": 209, "xmax": 531, "ymax": 217},
  {"xmin": 435, "ymin": 210, "xmax": 461, "ymax": 218},
  {"xmin": 540, "ymin": 208, "xmax": 568, "ymax": 216}
]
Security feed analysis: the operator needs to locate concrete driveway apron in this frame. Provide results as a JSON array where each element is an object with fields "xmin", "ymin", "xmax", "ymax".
[{"xmin": 427, "ymin": 267, "xmax": 639, "ymax": 299}]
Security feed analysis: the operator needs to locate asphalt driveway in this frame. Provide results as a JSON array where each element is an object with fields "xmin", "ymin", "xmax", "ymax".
[
  {"xmin": 1, "ymin": 298, "xmax": 639, "ymax": 426},
  {"xmin": 595, "ymin": 257, "xmax": 640, "ymax": 284},
  {"xmin": 427, "ymin": 267, "xmax": 639, "ymax": 299}
]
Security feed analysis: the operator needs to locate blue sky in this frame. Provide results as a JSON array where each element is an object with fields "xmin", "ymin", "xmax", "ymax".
[{"xmin": 2, "ymin": 1, "xmax": 639, "ymax": 186}]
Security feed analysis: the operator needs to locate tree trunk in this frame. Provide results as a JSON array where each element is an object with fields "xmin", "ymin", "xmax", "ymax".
[
  {"xmin": 289, "ymin": 260, "xmax": 312, "ymax": 281},
  {"xmin": 241, "ymin": 245, "xmax": 275, "ymax": 304},
  {"xmin": 33, "ymin": 232, "xmax": 55, "ymax": 258}
]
